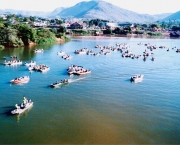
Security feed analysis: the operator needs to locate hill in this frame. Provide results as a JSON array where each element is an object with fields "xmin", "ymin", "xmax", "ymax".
[
  {"xmin": 0, "ymin": 0, "xmax": 174, "ymax": 22},
  {"xmin": 48, "ymin": 7, "xmax": 65, "ymax": 18},
  {"xmin": 57, "ymin": 0, "xmax": 156, "ymax": 23},
  {"xmin": 0, "ymin": 9, "xmax": 49, "ymax": 17},
  {"xmin": 163, "ymin": 11, "xmax": 180, "ymax": 21}
]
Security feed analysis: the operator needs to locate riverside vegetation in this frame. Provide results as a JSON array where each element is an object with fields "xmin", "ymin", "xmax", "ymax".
[
  {"xmin": 0, "ymin": 15, "xmax": 70, "ymax": 48},
  {"xmin": 0, "ymin": 14, "xmax": 179, "ymax": 48}
]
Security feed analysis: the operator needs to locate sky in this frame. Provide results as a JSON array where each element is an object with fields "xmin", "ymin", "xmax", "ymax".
[{"xmin": 0, "ymin": 0, "xmax": 179, "ymax": 15}]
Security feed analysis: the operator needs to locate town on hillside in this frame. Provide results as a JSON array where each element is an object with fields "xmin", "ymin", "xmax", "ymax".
[{"xmin": 0, "ymin": 14, "xmax": 179, "ymax": 48}]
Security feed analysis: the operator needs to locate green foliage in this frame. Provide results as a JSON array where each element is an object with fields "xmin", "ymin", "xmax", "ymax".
[
  {"xmin": 0, "ymin": 27, "xmax": 24, "ymax": 47},
  {"xmin": 150, "ymin": 23, "xmax": 160, "ymax": 28},
  {"xmin": 146, "ymin": 32, "xmax": 163, "ymax": 36},
  {"xmin": 103, "ymin": 28, "xmax": 112, "ymax": 34},
  {"xmin": 29, "ymin": 16, "xmax": 36, "ymax": 22},
  {"xmin": 89, "ymin": 19, "xmax": 109, "ymax": 26},
  {"xmin": 0, "ymin": 22, "xmax": 4, "ymax": 28},
  {"xmin": 14, "ymin": 23, "xmax": 37, "ymax": 45},
  {"xmin": 0, "ymin": 45, "xmax": 4, "ymax": 49},
  {"xmin": 113, "ymin": 27, "xmax": 130, "ymax": 35},
  {"xmin": 55, "ymin": 19, "xmax": 63, "ymax": 25},
  {"xmin": 58, "ymin": 26, "xmax": 66, "ymax": 33},
  {"xmin": 72, "ymin": 29, "xmax": 97, "ymax": 35},
  {"xmin": 36, "ymin": 28, "xmax": 57, "ymax": 45}
]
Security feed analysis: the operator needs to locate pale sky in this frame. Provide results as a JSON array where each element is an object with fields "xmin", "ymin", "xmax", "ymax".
[{"xmin": 0, "ymin": 0, "xmax": 179, "ymax": 15}]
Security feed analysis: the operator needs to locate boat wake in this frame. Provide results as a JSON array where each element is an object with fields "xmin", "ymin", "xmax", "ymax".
[{"xmin": 68, "ymin": 77, "xmax": 88, "ymax": 83}]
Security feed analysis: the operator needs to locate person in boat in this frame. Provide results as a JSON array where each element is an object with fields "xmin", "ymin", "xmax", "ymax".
[
  {"xmin": 21, "ymin": 103, "xmax": 24, "ymax": 109},
  {"xmin": 23, "ymin": 96, "xmax": 28, "ymax": 104},
  {"xmin": 15, "ymin": 104, "xmax": 20, "ymax": 109}
]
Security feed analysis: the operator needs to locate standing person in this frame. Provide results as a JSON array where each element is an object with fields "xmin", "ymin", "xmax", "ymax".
[{"xmin": 23, "ymin": 96, "xmax": 27, "ymax": 104}]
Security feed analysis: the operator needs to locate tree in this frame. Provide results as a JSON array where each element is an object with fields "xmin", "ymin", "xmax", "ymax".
[
  {"xmin": 58, "ymin": 26, "xmax": 66, "ymax": 33},
  {"xmin": 36, "ymin": 28, "xmax": 57, "ymax": 44},
  {"xmin": 29, "ymin": 16, "xmax": 36, "ymax": 22},
  {"xmin": 0, "ymin": 27, "xmax": 24, "ymax": 47},
  {"xmin": 55, "ymin": 19, "xmax": 63, "ymax": 25},
  {"xmin": 103, "ymin": 28, "xmax": 112, "ymax": 34},
  {"xmin": 15, "ymin": 23, "xmax": 37, "ymax": 45},
  {"xmin": 150, "ymin": 23, "xmax": 160, "ymax": 29}
]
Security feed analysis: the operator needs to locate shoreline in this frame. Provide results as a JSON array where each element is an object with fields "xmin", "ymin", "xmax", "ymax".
[{"xmin": 69, "ymin": 33, "xmax": 172, "ymax": 39}]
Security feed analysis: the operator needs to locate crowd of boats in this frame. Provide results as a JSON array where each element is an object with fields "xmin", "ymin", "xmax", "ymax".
[{"xmin": 5, "ymin": 41, "xmax": 180, "ymax": 115}]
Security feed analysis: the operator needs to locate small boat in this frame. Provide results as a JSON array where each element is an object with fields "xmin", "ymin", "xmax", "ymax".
[
  {"xmin": 24, "ymin": 61, "xmax": 36, "ymax": 67},
  {"xmin": 10, "ymin": 76, "xmax": 30, "ymax": 84},
  {"xmin": 39, "ymin": 66, "xmax": 50, "ymax": 73},
  {"xmin": 3, "ymin": 60, "xmax": 22, "ymax": 65},
  {"xmin": 74, "ymin": 70, "xmax": 91, "ymax": 75},
  {"xmin": 11, "ymin": 98, "xmax": 33, "ymax": 115},
  {"xmin": 130, "ymin": 75, "xmax": 144, "ymax": 82},
  {"xmin": 57, "ymin": 51, "xmax": 65, "ymax": 55},
  {"xmin": 34, "ymin": 49, "xmax": 43, "ymax": 53},
  {"xmin": 50, "ymin": 79, "xmax": 69, "ymax": 88}
]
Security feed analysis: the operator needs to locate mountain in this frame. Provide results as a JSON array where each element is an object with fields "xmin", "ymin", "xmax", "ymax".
[
  {"xmin": 0, "ymin": 9, "xmax": 49, "ymax": 17},
  {"xmin": 0, "ymin": 0, "xmax": 174, "ymax": 22},
  {"xmin": 153, "ymin": 13, "xmax": 172, "ymax": 21},
  {"xmin": 56, "ymin": 0, "xmax": 157, "ymax": 23},
  {"xmin": 48, "ymin": 7, "xmax": 65, "ymax": 18},
  {"xmin": 162, "ymin": 11, "xmax": 180, "ymax": 21}
]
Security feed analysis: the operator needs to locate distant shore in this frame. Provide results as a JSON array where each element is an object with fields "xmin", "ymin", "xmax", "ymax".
[{"xmin": 69, "ymin": 32, "xmax": 171, "ymax": 39}]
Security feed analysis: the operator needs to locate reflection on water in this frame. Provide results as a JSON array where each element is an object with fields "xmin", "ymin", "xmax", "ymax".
[
  {"xmin": 14, "ymin": 106, "xmax": 33, "ymax": 122},
  {"xmin": 0, "ymin": 37, "xmax": 180, "ymax": 144}
]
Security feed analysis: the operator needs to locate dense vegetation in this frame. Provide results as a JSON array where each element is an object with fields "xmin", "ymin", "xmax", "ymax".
[
  {"xmin": 0, "ymin": 14, "xmax": 179, "ymax": 47},
  {"xmin": 0, "ymin": 15, "xmax": 70, "ymax": 48}
]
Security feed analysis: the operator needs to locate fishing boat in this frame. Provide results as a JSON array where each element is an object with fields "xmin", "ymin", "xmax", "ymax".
[
  {"xmin": 24, "ymin": 61, "xmax": 36, "ymax": 67},
  {"xmin": 74, "ymin": 70, "xmax": 91, "ymax": 75},
  {"xmin": 11, "ymin": 98, "xmax": 33, "ymax": 115},
  {"xmin": 50, "ymin": 79, "xmax": 69, "ymax": 88},
  {"xmin": 3, "ymin": 60, "xmax": 22, "ymax": 65},
  {"xmin": 34, "ymin": 49, "xmax": 43, "ymax": 53},
  {"xmin": 10, "ymin": 76, "xmax": 30, "ymax": 84},
  {"xmin": 57, "ymin": 51, "xmax": 65, "ymax": 55},
  {"xmin": 130, "ymin": 74, "xmax": 144, "ymax": 82}
]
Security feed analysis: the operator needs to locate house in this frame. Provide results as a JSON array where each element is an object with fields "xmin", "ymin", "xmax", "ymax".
[
  {"xmin": 105, "ymin": 22, "xmax": 120, "ymax": 30},
  {"xmin": 0, "ymin": 14, "xmax": 7, "ymax": 20},
  {"xmin": 69, "ymin": 22, "xmax": 82, "ymax": 29}
]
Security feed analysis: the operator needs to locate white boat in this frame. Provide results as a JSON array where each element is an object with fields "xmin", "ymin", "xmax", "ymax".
[
  {"xmin": 28, "ymin": 64, "xmax": 50, "ymax": 72},
  {"xmin": 10, "ymin": 76, "xmax": 30, "ymax": 84},
  {"xmin": 57, "ymin": 51, "xmax": 65, "ymax": 55},
  {"xmin": 74, "ymin": 70, "xmax": 91, "ymax": 75},
  {"xmin": 39, "ymin": 66, "xmax": 50, "ymax": 72},
  {"xmin": 130, "ymin": 75, "xmax": 144, "ymax": 82},
  {"xmin": 64, "ymin": 55, "xmax": 72, "ymax": 60},
  {"xmin": 87, "ymin": 50, "xmax": 94, "ymax": 55},
  {"xmin": 11, "ymin": 100, "xmax": 33, "ymax": 115},
  {"xmin": 24, "ymin": 61, "xmax": 36, "ymax": 67},
  {"xmin": 3, "ymin": 60, "xmax": 22, "ymax": 65},
  {"xmin": 34, "ymin": 49, "xmax": 43, "ymax": 53}
]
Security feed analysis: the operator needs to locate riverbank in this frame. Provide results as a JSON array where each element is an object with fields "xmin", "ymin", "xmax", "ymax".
[{"xmin": 69, "ymin": 32, "xmax": 171, "ymax": 39}]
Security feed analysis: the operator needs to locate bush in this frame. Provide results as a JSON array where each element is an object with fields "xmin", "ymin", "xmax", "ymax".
[
  {"xmin": 0, "ymin": 45, "xmax": 4, "ymax": 49},
  {"xmin": 147, "ymin": 32, "xmax": 162, "ymax": 36}
]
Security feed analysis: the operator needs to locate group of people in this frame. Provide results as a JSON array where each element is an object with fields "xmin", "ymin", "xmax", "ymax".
[{"xmin": 15, "ymin": 96, "xmax": 31, "ymax": 109}]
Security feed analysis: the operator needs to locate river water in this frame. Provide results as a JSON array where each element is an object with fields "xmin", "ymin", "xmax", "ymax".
[{"xmin": 0, "ymin": 36, "xmax": 180, "ymax": 144}]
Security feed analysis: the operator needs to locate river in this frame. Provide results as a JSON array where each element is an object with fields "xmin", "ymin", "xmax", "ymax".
[{"xmin": 0, "ymin": 36, "xmax": 180, "ymax": 144}]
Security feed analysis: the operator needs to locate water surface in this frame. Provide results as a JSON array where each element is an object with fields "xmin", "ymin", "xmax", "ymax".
[{"xmin": 0, "ymin": 37, "xmax": 180, "ymax": 144}]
